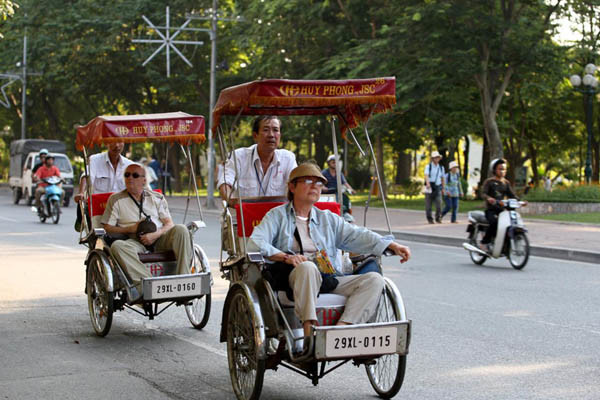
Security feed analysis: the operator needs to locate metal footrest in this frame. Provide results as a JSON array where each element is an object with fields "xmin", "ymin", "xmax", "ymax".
[{"xmin": 142, "ymin": 272, "xmax": 210, "ymax": 301}]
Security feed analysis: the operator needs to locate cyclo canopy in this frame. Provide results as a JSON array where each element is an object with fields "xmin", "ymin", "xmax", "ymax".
[
  {"xmin": 76, "ymin": 112, "xmax": 205, "ymax": 150},
  {"xmin": 211, "ymin": 77, "xmax": 396, "ymax": 134}
]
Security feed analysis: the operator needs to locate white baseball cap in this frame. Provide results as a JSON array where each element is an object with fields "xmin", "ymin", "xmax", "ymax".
[{"xmin": 431, "ymin": 151, "xmax": 442, "ymax": 159}]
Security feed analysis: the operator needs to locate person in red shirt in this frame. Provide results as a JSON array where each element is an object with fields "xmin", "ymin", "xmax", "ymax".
[{"xmin": 34, "ymin": 155, "xmax": 62, "ymax": 211}]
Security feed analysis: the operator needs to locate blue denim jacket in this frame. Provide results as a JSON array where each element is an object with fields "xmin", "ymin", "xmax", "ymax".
[{"xmin": 248, "ymin": 202, "xmax": 393, "ymax": 275}]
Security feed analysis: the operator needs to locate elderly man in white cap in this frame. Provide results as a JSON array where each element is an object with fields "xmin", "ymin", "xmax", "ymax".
[
  {"xmin": 249, "ymin": 162, "xmax": 411, "ymax": 354},
  {"xmin": 441, "ymin": 160, "xmax": 463, "ymax": 223},
  {"xmin": 424, "ymin": 150, "xmax": 445, "ymax": 224}
]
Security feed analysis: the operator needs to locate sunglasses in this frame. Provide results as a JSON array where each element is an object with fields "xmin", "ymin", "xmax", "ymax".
[
  {"xmin": 296, "ymin": 178, "xmax": 324, "ymax": 187},
  {"xmin": 124, "ymin": 172, "xmax": 145, "ymax": 179}
]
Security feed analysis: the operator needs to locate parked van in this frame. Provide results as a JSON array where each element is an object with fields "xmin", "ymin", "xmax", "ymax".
[{"xmin": 9, "ymin": 139, "xmax": 74, "ymax": 207}]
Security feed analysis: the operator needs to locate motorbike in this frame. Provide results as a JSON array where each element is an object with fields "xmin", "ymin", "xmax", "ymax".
[
  {"xmin": 462, "ymin": 199, "xmax": 530, "ymax": 269},
  {"xmin": 34, "ymin": 176, "xmax": 63, "ymax": 224}
]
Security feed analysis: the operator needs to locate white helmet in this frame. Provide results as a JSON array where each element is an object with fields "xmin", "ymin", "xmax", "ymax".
[{"xmin": 489, "ymin": 158, "xmax": 506, "ymax": 176}]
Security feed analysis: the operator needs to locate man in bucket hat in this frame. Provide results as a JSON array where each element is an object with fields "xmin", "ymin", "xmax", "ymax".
[
  {"xmin": 424, "ymin": 150, "xmax": 445, "ymax": 224},
  {"xmin": 249, "ymin": 162, "xmax": 411, "ymax": 355}
]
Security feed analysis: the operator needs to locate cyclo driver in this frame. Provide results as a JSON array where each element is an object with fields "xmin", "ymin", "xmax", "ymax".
[{"xmin": 249, "ymin": 163, "xmax": 411, "ymax": 354}]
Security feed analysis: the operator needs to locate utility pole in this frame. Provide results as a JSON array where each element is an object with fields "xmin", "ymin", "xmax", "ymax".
[
  {"xmin": 188, "ymin": 1, "xmax": 242, "ymax": 209},
  {"xmin": 0, "ymin": 33, "xmax": 40, "ymax": 139}
]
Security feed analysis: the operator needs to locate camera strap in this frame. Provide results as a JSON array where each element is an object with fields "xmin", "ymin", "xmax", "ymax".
[{"xmin": 127, "ymin": 191, "xmax": 150, "ymax": 219}]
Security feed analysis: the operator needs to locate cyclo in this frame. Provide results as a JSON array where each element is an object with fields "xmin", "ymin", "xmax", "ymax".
[
  {"xmin": 212, "ymin": 78, "xmax": 411, "ymax": 399},
  {"xmin": 76, "ymin": 112, "xmax": 212, "ymax": 337}
]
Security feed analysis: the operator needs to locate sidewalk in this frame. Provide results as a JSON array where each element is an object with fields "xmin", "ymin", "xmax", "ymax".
[{"xmin": 166, "ymin": 196, "xmax": 600, "ymax": 265}]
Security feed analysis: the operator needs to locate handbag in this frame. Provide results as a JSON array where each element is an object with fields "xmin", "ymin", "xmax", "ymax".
[
  {"xmin": 128, "ymin": 191, "xmax": 158, "ymax": 249},
  {"xmin": 293, "ymin": 227, "xmax": 339, "ymax": 293}
]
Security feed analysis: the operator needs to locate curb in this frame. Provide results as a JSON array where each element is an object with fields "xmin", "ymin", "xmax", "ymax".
[
  {"xmin": 372, "ymin": 229, "xmax": 600, "ymax": 265},
  {"xmin": 168, "ymin": 200, "xmax": 600, "ymax": 265}
]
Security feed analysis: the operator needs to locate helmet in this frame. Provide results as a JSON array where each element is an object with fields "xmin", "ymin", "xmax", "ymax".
[
  {"xmin": 45, "ymin": 154, "xmax": 55, "ymax": 160},
  {"xmin": 489, "ymin": 158, "xmax": 506, "ymax": 176},
  {"xmin": 39, "ymin": 148, "xmax": 48, "ymax": 156}
]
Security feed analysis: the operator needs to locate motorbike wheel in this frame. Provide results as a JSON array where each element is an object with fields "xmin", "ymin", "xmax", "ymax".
[
  {"xmin": 51, "ymin": 200, "xmax": 60, "ymax": 224},
  {"xmin": 366, "ymin": 286, "xmax": 407, "ymax": 398},
  {"xmin": 87, "ymin": 254, "xmax": 114, "ymax": 337},
  {"xmin": 469, "ymin": 230, "xmax": 487, "ymax": 265},
  {"xmin": 12, "ymin": 188, "xmax": 21, "ymax": 204},
  {"xmin": 226, "ymin": 287, "xmax": 265, "ymax": 400},
  {"xmin": 185, "ymin": 246, "xmax": 211, "ymax": 329},
  {"xmin": 508, "ymin": 232, "xmax": 529, "ymax": 270}
]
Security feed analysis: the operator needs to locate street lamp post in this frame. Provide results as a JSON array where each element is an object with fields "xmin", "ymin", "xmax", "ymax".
[{"xmin": 570, "ymin": 63, "xmax": 598, "ymax": 184}]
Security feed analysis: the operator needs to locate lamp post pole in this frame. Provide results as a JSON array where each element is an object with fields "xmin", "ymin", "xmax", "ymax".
[
  {"xmin": 570, "ymin": 63, "xmax": 598, "ymax": 184},
  {"xmin": 584, "ymin": 90, "xmax": 594, "ymax": 183}
]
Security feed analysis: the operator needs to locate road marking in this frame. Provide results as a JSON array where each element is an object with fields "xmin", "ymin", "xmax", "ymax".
[
  {"xmin": 46, "ymin": 243, "xmax": 85, "ymax": 254},
  {"xmin": 0, "ymin": 215, "xmax": 18, "ymax": 222},
  {"xmin": 142, "ymin": 322, "xmax": 228, "ymax": 357}
]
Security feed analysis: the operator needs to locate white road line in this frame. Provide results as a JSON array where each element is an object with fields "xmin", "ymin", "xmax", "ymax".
[
  {"xmin": 143, "ymin": 322, "xmax": 228, "ymax": 357},
  {"xmin": 0, "ymin": 215, "xmax": 18, "ymax": 222},
  {"xmin": 45, "ymin": 243, "xmax": 85, "ymax": 254}
]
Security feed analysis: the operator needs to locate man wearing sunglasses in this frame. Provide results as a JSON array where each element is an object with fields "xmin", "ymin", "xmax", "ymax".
[
  {"xmin": 249, "ymin": 163, "xmax": 411, "ymax": 353},
  {"xmin": 217, "ymin": 116, "xmax": 297, "ymax": 200},
  {"xmin": 101, "ymin": 163, "xmax": 192, "ymax": 297}
]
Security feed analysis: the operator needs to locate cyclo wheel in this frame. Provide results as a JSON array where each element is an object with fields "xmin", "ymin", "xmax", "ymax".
[
  {"xmin": 185, "ymin": 246, "xmax": 211, "ymax": 329},
  {"xmin": 508, "ymin": 232, "xmax": 529, "ymax": 270},
  {"xmin": 366, "ymin": 285, "xmax": 407, "ymax": 399},
  {"xmin": 469, "ymin": 229, "xmax": 487, "ymax": 265},
  {"xmin": 51, "ymin": 200, "xmax": 60, "ymax": 224},
  {"xmin": 86, "ymin": 254, "xmax": 114, "ymax": 337},
  {"xmin": 226, "ymin": 287, "xmax": 265, "ymax": 400}
]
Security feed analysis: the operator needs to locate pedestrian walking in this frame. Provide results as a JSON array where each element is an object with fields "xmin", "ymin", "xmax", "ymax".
[
  {"xmin": 424, "ymin": 151, "xmax": 445, "ymax": 224},
  {"xmin": 441, "ymin": 161, "xmax": 463, "ymax": 223}
]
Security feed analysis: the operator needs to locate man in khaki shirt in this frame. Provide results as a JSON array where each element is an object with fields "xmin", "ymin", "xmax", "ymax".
[{"xmin": 101, "ymin": 163, "xmax": 192, "ymax": 295}]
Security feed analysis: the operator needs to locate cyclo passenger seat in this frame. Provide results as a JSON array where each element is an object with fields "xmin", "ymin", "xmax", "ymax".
[
  {"xmin": 88, "ymin": 191, "xmax": 177, "ymax": 276},
  {"xmin": 235, "ymin": 200, "xmax": 346, "ymax": 326}
]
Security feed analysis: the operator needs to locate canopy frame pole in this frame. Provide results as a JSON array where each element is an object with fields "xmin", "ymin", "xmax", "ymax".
[
  {"xmin": 79, "ymin": 147, "xmax": 92, "ymax": 241},
  {"xmin": 330, "ymin": 118, "xmax": 343, "ymax": 206},
  {"xmin": 228, "ymin": 120, "xmax": 248, "ymax": 250},
  {"xmin": 184, "ymin": 144, "xmax": 205, "ymax": 222},
  {"xmin": 363, "ymin": 121, "xmax": 392, "ymax": 235},
  {"xmin": 347, "ymin": 127, "xmax": 366, "ymax": 157}
]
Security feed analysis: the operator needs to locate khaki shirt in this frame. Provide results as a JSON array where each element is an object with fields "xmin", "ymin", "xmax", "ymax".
[{"xmin": 101, "ymin": 189, "xmax": 171, "ymax": 233}]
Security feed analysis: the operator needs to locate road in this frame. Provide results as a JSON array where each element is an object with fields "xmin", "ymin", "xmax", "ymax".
[{"xmin": 1, "ymin": 190, "xmax": 599, "ymax": 399}]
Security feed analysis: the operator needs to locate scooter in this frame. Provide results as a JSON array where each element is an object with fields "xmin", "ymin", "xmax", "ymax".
[
  {"xmin": 462, "ymin": 199, "xmax": 529, "ymax": 269},
  {"xmin": 33, "ymin": 176, "xmax": 63, "ymax": 224}
]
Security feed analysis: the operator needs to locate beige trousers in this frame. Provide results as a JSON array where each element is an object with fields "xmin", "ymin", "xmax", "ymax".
[
  {"xmin": 110, "ymin": 224, "xmax": 192, "ymax": 287},
  {"xmin": 288, "ymin": 261, "xmax": 384, "ymax": 324}
]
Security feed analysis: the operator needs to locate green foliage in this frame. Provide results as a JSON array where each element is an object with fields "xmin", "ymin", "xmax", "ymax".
[{"xmin": 524, "ymin": 184, "xmax": 600, "ymax": 203}]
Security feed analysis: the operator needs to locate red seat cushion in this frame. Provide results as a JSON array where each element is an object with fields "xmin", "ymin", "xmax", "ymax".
[
  {"xmin": 235, "ymin": 201, "xmax": 341, "ymax": 237},
  {"xmin": 88, "ymin": 192, "xmax": 113, "ymax": 217}
]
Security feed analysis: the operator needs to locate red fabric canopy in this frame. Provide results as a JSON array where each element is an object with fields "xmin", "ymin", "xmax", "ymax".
[
  {"xmin": 212, "ymin": 78, "xmax": 396, "ymax": 134},
  {"xmin": 76, "ymin": 112, "xmax": 205, "ymax": 150}
]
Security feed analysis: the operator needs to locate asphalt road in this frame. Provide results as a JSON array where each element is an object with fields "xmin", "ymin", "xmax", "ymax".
[{"xmin": 1, "ymin": 191, "xmax": 599, "ymax": 400}]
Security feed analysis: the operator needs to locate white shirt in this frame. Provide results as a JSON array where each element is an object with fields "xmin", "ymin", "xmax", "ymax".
[
  {"xmin": 425, "ymin": 162, "xmax": 445, "ymax": 186},
  {"xmin": 217, "ymin": 144, "xmax": 297, "ymax": 197},
  {"xmin": 84, "ymin": 152, "xmax": 133, "ymax": 194}
]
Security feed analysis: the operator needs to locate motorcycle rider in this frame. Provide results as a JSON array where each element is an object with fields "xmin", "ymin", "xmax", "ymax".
[
  {"xmin": 33, "ymin": 154, "xmax": 62, "ymax": 212},
  {"xmin": 479, "ymin": 158, "xmax": 525, "ymax": 251},
  {"xmin": 32, "ymin": 149, "xmax": 49, "ymax": 174}
]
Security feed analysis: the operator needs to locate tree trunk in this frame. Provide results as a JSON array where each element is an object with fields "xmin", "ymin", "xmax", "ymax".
[
  {"xmin": 463, "ymin": 135, "xmax": 470, "ymax": 180},
  {"xmin": 528, "ymin": 142, "xmax": 538, "ymax": 185},
  {"xmin": 478, "ymin": 132, "xmax": 490, "ymax": 197},
  {"xmin": 395, "ymin": 151, "xmax": 411, "ymax": 183},
  {"xmin": 375, "ymin": 134, "xmax": 386, "ymax": 198}
]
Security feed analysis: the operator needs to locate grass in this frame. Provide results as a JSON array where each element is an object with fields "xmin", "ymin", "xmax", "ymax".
[{"xmin": 526, "ymin": 212, "xmax": 600, "ymax": 224}]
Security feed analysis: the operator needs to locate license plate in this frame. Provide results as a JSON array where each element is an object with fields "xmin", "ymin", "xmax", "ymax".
[
  {"xmin": 144, "ymin": 275, "xmax": 204, "ymax": 300},
  {"xmin": 324, "ymin": 326, "xmax": 398, "ymax": 358}
]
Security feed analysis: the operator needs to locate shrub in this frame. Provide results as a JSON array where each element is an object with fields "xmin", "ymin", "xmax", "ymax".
[{"xmin": 524, "ymin": 184, "xmax": 600, "ymax": 203}]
